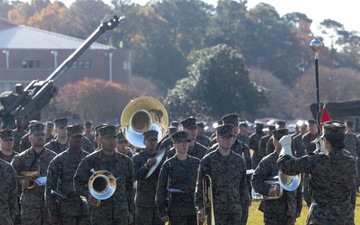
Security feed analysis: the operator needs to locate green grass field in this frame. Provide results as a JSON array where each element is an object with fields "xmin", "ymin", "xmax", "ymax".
[{"xmin": 248, "ymin": 197, "xmax": 360, "ymax": 224}]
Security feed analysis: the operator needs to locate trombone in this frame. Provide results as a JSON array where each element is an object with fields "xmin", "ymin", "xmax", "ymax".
[{"xmin": 197, "ymin": 174, "xmax": 215, "ymax": 225}]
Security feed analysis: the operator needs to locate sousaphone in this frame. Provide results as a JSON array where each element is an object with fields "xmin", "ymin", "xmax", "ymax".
[{"xmin": 120, "ymin": 96, "xmax": 169, "ymax": 149}]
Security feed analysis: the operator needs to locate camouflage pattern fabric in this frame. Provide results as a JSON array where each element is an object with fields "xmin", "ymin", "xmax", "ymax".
[
  {"xmin": 156, "ymin": 155, "xmax": 200, "ymax": 221},
  {"xmin": 0, "ymin": 159, "xmax": 17, "ymax": 224},
  {"xmin": 158, "ymin": 137, "xmax": 174, "ymax": 152},
  {"xmin": 45, "ymin": 136, "xmax": 94, "ymax": 154},
  {"xmin": 0, "ymin": 150, "xmax": 18, "ymax": 163},
  {"xmin": 167, "ymin": 143, "xmax": 207, "ymax": 160},
  {"xmin": 248, "ymin": 131, "xmax": 266, "ymax": 155},
  {"xmin": 13, "ymin": 130, "xmax": 27, "ymax": 152},
  {"xmin": 19, "ymin": 133, "xmax": 31, "ymax": 153},
  {"xmin": 265, "ymin": 136, "xmax": 275, "ymax": 155},
  {"xmin": 74, "ymin": 150, "xmax": 134, "ymax": 224},
  {"xmin": 251, "ymin": 152, "xmax": 302, "ymax": 225},
  {"xmin": 254, "ymin": 134, "xmax": 271, "ymax": 169},
  {"xmin": 237, "ymin": 133, "xmax": 250, "ymax": 146},
  {"xmin": 46, "ymin": 149, "xmax": 90, "ymax": 222},
  {"xmin": 277, "ymin": 149, "xmax": 357, "ymax": 225},
  {"xmin": 302, "ymin": 132, "xmax": 317, "ymax": 154},
  {"xmin": 132, "ymin": 150, "xmax": 164, "ymax": 225},
  {"xmin": 292, "ymin": 134, "xmax": 306, "ymax": 157},
  {"xmin": 195, "ymin": 150, "xmax": 249, "ymax": 222},
  {"xmin": 11, "ymin": 148, "xmax": 57, "ymax": 224},
  {"xmin": 196, "ymin": 135, "xmax": 211, "ymax": 148}
]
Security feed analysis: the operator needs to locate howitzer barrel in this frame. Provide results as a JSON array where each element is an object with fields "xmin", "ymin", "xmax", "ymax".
[{"xmin": 46, "ymin": 15, "xmax": 124, "ymax": 82}]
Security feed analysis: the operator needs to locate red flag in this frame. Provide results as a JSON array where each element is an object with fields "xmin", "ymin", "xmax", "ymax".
[{"xmin": 320, "ymin": 104, "xmax": 331, "ymax": 128}]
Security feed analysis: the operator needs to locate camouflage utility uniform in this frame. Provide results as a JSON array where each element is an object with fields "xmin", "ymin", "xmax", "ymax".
[
  {"xmin": 46, "ymin": 149, "xmax": 90, "ymax": 224},
  {"xmin": 74, "ymin": 150, "xmax": 134, "ymax": 225},
  {"xmin": 167, "ymin": 142, "xmax": 207, "ymax": 160},
  {"xmin": 156, "ymin": 155, "xmax": 200, "ymax": 225},
  {"xmin": 0, "ymin": 159, "xmax": 17, "ymax": 225}
]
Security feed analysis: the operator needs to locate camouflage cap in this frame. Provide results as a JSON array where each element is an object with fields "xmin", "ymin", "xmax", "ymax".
[
  {"xmin": 98, "ymin": 125, "xmax": 117, "ymax": 138},
  {"xmin": 181, "ymin": 117, "xmax": 197, "ymax": 129},
  {"xmin": 345, "ymin": 121, "xmax": 354, "ymax": 128},
  {"xmin": 273, "ymin": 128, "xmax": 289, "ymax": 141},
  {"xmin": 268, "ymin": 125, "xmax": 276, "ymax": 131},
  {"xmin": 53, "ymin": 117, "xmax": 69, "ymax": 128},
  {"xmin": 46, "ymin": 121, "xmax": 54, "ymax": 129},
  {"xmin": 94, "ymin": 124, "xmax": 107, "ymax": 137},
  {"xmin": 169, "ymin": 126, "xmax": 177, "ymax": 134},
  {"xmin": 29, "ymin": 122, "xmax": 45, "ymax": 135},
  {"xmin": 216, "ymin": 124, "xmax": 234, "ymax": 138},
  {"xmin": 84, "ymin": 121, "xmax": 92, "ymax": 128},
  {"xmin": 172, "ymin": 131, "xmax": 190, "ymax": 143},
  {"xmin": 15, "ymin": 116, "xmax": 24, "ymax": 121},
  {"xmin": 276, "ymin": 120, "xmax": 286, "ymax": 128},
  {"xmin": 323, "ymin": 121, "xmax": 346, "ymax": 135},
  {"xmin": 239, "ymin": 122, "xmax": 248, "ymax": 127},
  {"xmin": 171, "ymin": 121, "xmax": 179, "ymax": 127},
  {"xmin": 117, "ymin": 131, "xmax": 126, "ymax": 142},
  {"xmin": 196, "ymin": 122, "xmax": 205, "ymax": 128},
  {"xmin": 221, "ymin": 113, "xmax": 240, "ymax": 125},
  {"xmin": 143, "ymin": 130, "xmax": 158, "ymax": 140},
  {"xmin": 307, "ymin": 119, "xmax": 317, "ymax": 125},
  {"xmin": 66, "ymin": 124, "xmax": 83, "ymax": 137},
  {"xmin": 0, "ymin": 129, "xmax": 15, "ymax": 141}
]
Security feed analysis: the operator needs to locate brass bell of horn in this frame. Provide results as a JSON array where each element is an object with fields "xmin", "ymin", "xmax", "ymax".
[
  {"xmin": 88, "ymin": 170, "xmax": 116, "ymax": 200},
  {"xmin": 120, "ymin": 97, "xmax": 169, "ymax": 148},
  {"xmin": 278, "ymin": 135, "xmax": 301, "ymax": 192}
]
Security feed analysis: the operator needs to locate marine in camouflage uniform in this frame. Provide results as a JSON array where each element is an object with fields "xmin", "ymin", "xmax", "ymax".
[
  {"xmin": 291, "ymin": 124, "xmax": 307, "ymax": 158},
  {"xmin": 45, "ymin": 117, "xmax": 94, "ymax": 154},
  {"xmin": 0, "ymin": 157, "xmax": 17, "ymax": 225},
  {"xmin": 167, "ymin": 118, "xmax": 207, "ymax": 160},
  {"xmin": 11, "ymin": 122, "xmax": 57, "ymax": 225},
  {"xmin": 195, "ymin": 124, "xmax": 249, "ymax": 225},
  {"xmin": 74, "ymin": 125, "xmax": 134, "ymax": 225},
  {"xmin": 46, "ymin": 124, "xmax": 90, "ymax": 225},
  {"xmin": 256, "ymin": 125, "xmax": 275, "ymax": 169},
  {"xmin": 0, "ymin": 129, "xmax": 18, "ymax": 163},
  {"xmin": 116, "ymin": 130, "xmax": 133, "ymax": 158},
  {"xmin": 158, "ymin": 126, "xmax": 177, "ymax": 152},
  {"xmin": 301, "ymin": 119, "xmax": 318, "ymax": 207},
  {"xmin": 249, "ymin": 123, "xmax": 267, "ymax": 169},
  {"xmin": 278, "ymin": 121, "xmax": 357, "ymax": 225},
  {"xmin": 156, "ymin": 131, "xmax": 200, "ymax": 225},
  {"xmin": 45, "ymin": 121, "xmax": 55, "ymax": 143},
  {"xmin": 237, "ymin": 122, "xmax": 249, "ymax": 146},
  {"xmin": 132, "ymin": 130, "xmax": 164, "ymax": 225},
  {"xmin": 13, "ymin": 116, "xmax": 27, "ymax": 152},
  {"xmin": 251, "ymin": 129, "xmax": 302, "ymax": 225},
  {"xmin": 84, "ymin": 122, "xmax": 96, "ymax": 150},
  {"xmin": 195, "ymin": 122, "xmax": 211, "ymax": 147}
]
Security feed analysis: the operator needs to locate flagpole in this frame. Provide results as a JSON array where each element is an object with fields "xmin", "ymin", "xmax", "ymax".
[{"xmin": 310, "ymin": 37, "xmax": 323, "ymax": 134}]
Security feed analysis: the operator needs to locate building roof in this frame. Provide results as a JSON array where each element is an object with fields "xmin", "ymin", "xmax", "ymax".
[{"xmin": 0, "ymin": 19, "xmax": 109, "ymax": 50}]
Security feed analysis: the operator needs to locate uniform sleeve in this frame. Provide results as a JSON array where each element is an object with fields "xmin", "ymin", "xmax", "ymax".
[
  {"xmin": 73, "ymin": 158, "xmax": 91, "ymax": 198},
  {"xmin": 125, "ymin": 158, "xmax": 134, "ymax": 215},
  {"xmin": 265, "ymin": 138, "xmax": 274, "ymax": 155},
  {"xmin": 156, "ymin": 161, "xmax": 169, "ymax": 217},
  {"xmin": 296, "ymin": 181, "xmax": 303, "ymax": 214},
  {"xmin": 8, "ymin": 166, "xmax": 17, "ymax": 222},
  {"xmin": 132, "ymin": 154, "xmax": 148, "ymax": 181},
  {"xmin": 239, "ymin": 159, "xmax": 249, "ymax": 206},
  {"xmin": 251, "ymin": 159, "xmax": 272, "ymax": 196},
  {"xmin": 277, "ymin": 154, "xmax": 315, "ymax": 175},
  {"xmin": 45, "ymin": 158, "xmax": 59, "ymax": 215}
]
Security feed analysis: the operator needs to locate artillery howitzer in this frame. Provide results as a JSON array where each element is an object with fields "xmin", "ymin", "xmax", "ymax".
[{"xmin": 0, "ymin": 16, "xmax": 124, "ymax": 129}]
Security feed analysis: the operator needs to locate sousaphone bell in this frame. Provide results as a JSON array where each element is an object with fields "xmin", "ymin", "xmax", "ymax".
[{"xmin": 120, "ymin": 97, "xmax": 169, "ymax": 148}]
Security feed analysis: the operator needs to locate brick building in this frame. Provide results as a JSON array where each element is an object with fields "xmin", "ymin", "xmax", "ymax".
[{"xmin": 0, "ymin": 18, "xmax": 132, "ymax": 93}]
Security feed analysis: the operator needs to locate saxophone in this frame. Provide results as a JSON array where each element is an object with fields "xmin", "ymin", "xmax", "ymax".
[{"xmin": 18, "ymin": 159, "xmax": 41, "ymax": 189}]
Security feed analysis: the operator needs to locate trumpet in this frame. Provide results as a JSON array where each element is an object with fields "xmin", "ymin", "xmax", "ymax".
[
  {"xmin": 197, "ymin": 175, "xmax": 215, "ymax": 225},
  {"xmin": 87, "ymin": 170, "xmax": 117, "ymax": 206},
  {"xmin": 18, "ymin": 159, "xmax": 41, "ymax": 190}
]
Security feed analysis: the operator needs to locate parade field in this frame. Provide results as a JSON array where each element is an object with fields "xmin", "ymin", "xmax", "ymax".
[{"xmin": 248, "ymin": 198, "xmax": 360, "ymax": 224}]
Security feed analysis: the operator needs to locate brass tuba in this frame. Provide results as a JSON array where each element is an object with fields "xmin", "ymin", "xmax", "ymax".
[
  {"xmin": 278, "ymin": 135, "xmax": 301, "ymax": 191},
  {"xmin": 120, "ymin": 96, "xmax": 169, "ymax": 149},
  {"xmin": 198, "ymin": 174, "xmax": 215, "ymax": 225},
  {"xmin": 88, "ymin": 170, "xmax": 117, "ymax": 206},
  {"xmin": 18, "ymin": 159, "xmax": 41, "ymax": 190}
]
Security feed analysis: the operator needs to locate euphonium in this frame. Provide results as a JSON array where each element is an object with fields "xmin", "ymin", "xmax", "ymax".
[
  {"xmin": 251, "ymin": 176, "xmax": 283, "ymax": 200},
  {"xmin": 18, "ymin": 159, "xmax": 41, "ymax": 190},
  {"xmin": 198, "ymin": 174, "xmax": 215, "ymax": 225}
]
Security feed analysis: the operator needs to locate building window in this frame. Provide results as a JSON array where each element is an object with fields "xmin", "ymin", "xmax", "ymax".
[
  {"xmin": 22, "ymin": 60, "xmax": 40, "ymax": 68},
  {"xmin": 72, "ymin": 60, "xmax": 90, "ymax": 70},
  {"xmin": 123, "ymin": 60, "xmax": 131, "ymax": 70}
]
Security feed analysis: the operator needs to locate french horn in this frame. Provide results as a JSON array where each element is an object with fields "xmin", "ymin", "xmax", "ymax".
[{"xmin": 120, "ymin": 96, "xmax": 169, "ymax": 148}]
